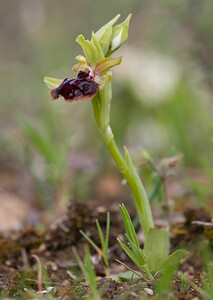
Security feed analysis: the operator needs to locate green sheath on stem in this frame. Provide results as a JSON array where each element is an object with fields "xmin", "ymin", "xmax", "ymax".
[{"xmin": 92, "ymin": 82, "xmax": 154, "ymax": 239}]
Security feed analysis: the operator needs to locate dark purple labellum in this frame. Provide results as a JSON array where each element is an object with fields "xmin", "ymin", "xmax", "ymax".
[{"xmin": 50, "ymin": 71, "xmax": 99, "ymax": 102}]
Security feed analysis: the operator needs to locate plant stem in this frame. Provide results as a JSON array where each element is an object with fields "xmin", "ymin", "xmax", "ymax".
[
  {"xmin": 144, "ymin": 265, "xmax": 154, "ymax": 281},
  {"xmin": 92, "ymin": 83, "xmax": 154, "ymax": 239}
]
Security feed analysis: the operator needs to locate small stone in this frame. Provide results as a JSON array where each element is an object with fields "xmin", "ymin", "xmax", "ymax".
[{"xmin": 144, "ymin": 288, "xmax": 153, "ymax": 296}]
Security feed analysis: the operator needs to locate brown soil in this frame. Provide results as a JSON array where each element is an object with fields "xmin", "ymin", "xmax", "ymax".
[{"xmin": 0, "ymin": 200, "xmax": 212, "ymax": 299}]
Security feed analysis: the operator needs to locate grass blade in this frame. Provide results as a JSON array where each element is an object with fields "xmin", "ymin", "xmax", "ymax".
[
  {"xmin": 96, "ymin": 219, "xmax": 105, "ymax": 252},
  {"xmin": 80, "ymin": 230, "xmax": 101, "ymax": 255},
  {"xmin": 103, "ymin": 212, "xmax": 110, "ymax": 266},
  {"xmin": 117, "ymin": 238, "xmax": 140, "ymax": 269},
  {"xmin": 119, "ymin": 204, "xmax": 139, "ymax": 248}
]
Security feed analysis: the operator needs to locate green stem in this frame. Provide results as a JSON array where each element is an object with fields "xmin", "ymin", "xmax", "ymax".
[
  {"xmin": 144, "ymin": 265, "xmax": 154, "ymax": 281},
  {"xmin": 92, "ymin": 83, "xmax": 154, "ymax": 239}
]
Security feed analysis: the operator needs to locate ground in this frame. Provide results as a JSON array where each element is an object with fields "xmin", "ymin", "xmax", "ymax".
[{"xmin": 0, "ymin": 153, "xmax": 212, "ymax": 299}]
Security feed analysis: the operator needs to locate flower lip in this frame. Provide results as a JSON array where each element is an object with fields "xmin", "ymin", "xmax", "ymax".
[{"xmin": 50, "ymin": 74, "xmax": 99, "ymax": 102}]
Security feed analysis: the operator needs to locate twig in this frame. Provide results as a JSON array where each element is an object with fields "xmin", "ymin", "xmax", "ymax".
[
  {"xmin": 31, "ymin": 254, "xmax": 43, "ymax": 294},
  {"xmin": 25, "ymin": 278, "xmax": 65, "ymax": 287},
  {"xmin": 21, "ymin": 247, "xmax": 29, "ymax": 267},
  {"xmin": 191, "ymin": 220, "xmax": 213, "ymax": 227},
  {"xmin": 115, "ymin": 259, "xmax": 145, "ymax": 280}
]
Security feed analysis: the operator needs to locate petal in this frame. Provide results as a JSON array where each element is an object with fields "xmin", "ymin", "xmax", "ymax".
[
  {"xmin": 44, "ymin": 77, "xmax": 63, "ymax": 89},
  {"xmin": 95, "ymin": 57, "xmax": 122, "ymax": 76},
  {"xmin": 95, "ymin": 72, "xmax": 112, "ymax": 90}
]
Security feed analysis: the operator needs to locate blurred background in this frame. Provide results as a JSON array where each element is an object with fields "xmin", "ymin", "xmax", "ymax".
[{"xmin": 1, "ymin": 0, "xmax": 213, "ymax": 230}]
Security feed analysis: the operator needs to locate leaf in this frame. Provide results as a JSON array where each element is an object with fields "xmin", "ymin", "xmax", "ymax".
[
  {"xmin": 128, "ymin": 239, "xmax": 147, "ymax": 268},
  {"xmin": 96, "ymin": 219, "xmax": 105, "ymax": 251},
  {"xmin": 119, "ymin": 204, "xmax": 140, "ymax": 248},
  {"xmin": 117, "ymin": 238, "xmax": 140, "ymax": 268},
  {"xmin": 117, "ymin": 271, "xmax": 141, "ymax": 281},
  {"xmin": 160, "ymin": 249, "xmax": 189, "ymax": 272},
  {"xmin": 144, "ymin": 227, "xmax": 170, "ymax": 273},
  {"xmin": 103, "ymin": 212, "xmax": 110, "ymax": 264},
  {"xmin": 83, "ymin": 246, "xmax": 99, "ymax": 299},
  {"xmin": 80, "ymin": 230, "xmax": 101, "ymax": 254}
]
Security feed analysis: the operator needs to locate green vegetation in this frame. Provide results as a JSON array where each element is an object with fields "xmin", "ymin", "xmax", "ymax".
[
  {"xmin": 80, "ymin": 212, "xmax": 110, "ymax": 275},
  {"xmin": 44, "ymin": 13, "xmax": 188, "ymax": 296},
  {"xmin": 1, "ymin": 1, "xmax": 213, "ymax": 299}
]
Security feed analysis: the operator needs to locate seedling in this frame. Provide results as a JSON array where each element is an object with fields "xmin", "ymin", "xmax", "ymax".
[
  {"xmin": 44, "ymin": 14, "xmax": 188, "ymax": 279},
  {"xmin": 117, "ymin": 204, "xmax": 154, "ymax": 280},
  {"xmin": 80, "ymin": 212, "xmax": 110, "ymax": 276},
  {"xmin": 178, "ymin": 272, "xmax": 188, "ymax": 290},
  {"xmin": 118, "ymin": 204, "xmax": 187, "ymax": 280},
  {"xmin": 73, "ymin": 246, "xmax": 100, "ymax": 300}
]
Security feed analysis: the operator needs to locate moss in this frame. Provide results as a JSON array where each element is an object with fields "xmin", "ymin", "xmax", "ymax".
[
  {"xmin": 204, "ymin": 226, "xmax": 213, "ymax": 245},
  {"xmin": 0, "ymin": 238, "xmax": 21, "ymax": 261},
  {"xmin": 8, "ymin": 270, "xmax": 37, "ymax": 299}
]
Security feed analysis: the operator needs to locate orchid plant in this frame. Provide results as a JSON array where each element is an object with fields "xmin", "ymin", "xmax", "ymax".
[{"xmin": 44, "ymin": 14, "xmax": 187, "ymax": 279}]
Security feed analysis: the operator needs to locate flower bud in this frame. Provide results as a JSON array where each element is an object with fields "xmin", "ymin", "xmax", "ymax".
[
  {"xmin": 94, "ymin": 14, "xmax": 120, "ymax": 55},
  {"xmin": 108, "ymin": 14, "xmax": 132, "ymax": 55}
]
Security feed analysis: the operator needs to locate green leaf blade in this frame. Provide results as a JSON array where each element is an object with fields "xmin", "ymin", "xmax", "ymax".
[
  {"xmin": 119, "ymin": 204, "xmax": 140, "ymax": 248},
  {"xmin": 144, "ymin": 227, "xmax": 170, "ymax": 273}
]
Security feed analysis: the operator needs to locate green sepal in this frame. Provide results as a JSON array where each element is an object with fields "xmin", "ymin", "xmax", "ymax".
[
  {"xmin": 44, "ymin": 77, "xmax": 63, "ymax": 89},
  {"xmin": 144, "ymin": 227, "xmax": 170, "ymax": 273},
  {"xmin": 76, "ymin": 34, "xmax": 100, "ymax": 67},
  {"xmin": 91, "ymin": 31, "xmax": 104, "ymax": 60},
  {"xmin": 95, "ymin": 57, "xmax": 122, "ymax": 76},
  {"xmin": 107, "ymin": 14, "xmax": 132, "ymax": 56},
  {"xmin": 95, "ymin": 14, "xmax": 120, "ymax": 55}
]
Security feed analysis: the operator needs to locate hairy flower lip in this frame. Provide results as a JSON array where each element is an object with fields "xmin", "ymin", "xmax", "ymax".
[{"xmin": 50, "ymin": 75, "xmax": 99, "ymax": 102}]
